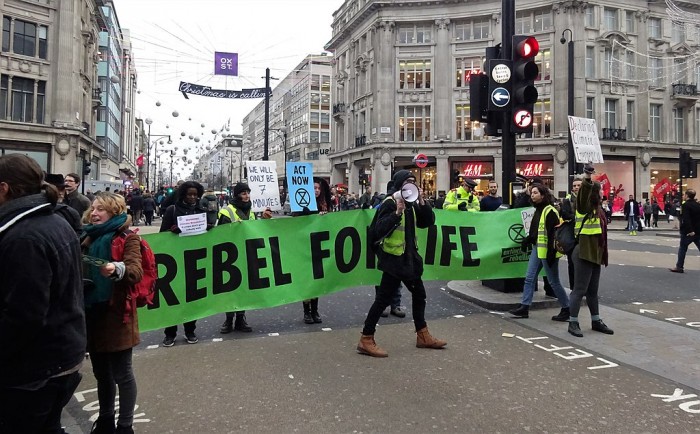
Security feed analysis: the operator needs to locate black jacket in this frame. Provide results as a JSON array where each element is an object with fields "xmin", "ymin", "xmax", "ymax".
[
  {"xmin": 0, "ymin": 194, "xmax": 86, "ymax": 387},
  {"xmin": 160, "ymin": 201, "xmax": 208, "ymax": 233},
  {"xmin": 624, "ymin": 199, "xmax": 638, "ymax": 218},
  {"xmin": 374, "ymin": 198, "xmax": 435, "ymax": 281},
  {"xmin": 680, "ymin": 199, "xmax": 700, "ymax": 236}
]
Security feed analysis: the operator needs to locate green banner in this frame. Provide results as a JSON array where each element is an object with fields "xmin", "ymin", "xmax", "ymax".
[{"xmin": 138, "ymin": 209, "xmax": 530, "ymax": 331}]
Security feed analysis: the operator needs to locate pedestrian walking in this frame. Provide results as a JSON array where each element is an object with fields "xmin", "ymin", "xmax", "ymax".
[
  {"xmin": 142, "ymin": 192, "xmax": 156, "ymax": 226},
  {"xmin": 160, "ymin": 181, "xmax": 210, "ymax": 346},
  {"xmin": 82, "ymin": 192, "xmax": 143, "ymax": 434},
  {"xmin": 509, "ymin": 183, "xmax": 571, "ymax": 321},
  {"xmin": 358, "ymin": 170, "xmax": 445, "ymax": 357},
  {"xmin": 128, "ymin": 189, "xmax": 144, "ymax": 226},
  {"xmin": 643, "ymin": 199, "xmax": 653, "ymax": 228},
  {"xmin": 568, "ymin": 164, "xmax": 614, "ymax": 338},
  {"xmin": 669, "ymin": 189, "xmax": 700, "ymax": 273},
  {"xmin": 217, "ymin": 182, "xmax": 272, "ymax": 334},
  {"xmin": 652, "ymin": 198, "xmax": 660, "ymax": 228},
  {"xmin": 0, "ymin": 154, "xmax": 86, "ymax": 433}
]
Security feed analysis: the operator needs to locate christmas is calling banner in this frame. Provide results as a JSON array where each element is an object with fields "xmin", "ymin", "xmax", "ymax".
[{"xmin": 138, "ymin": 209, "xmax": 531, "ymax": 331}]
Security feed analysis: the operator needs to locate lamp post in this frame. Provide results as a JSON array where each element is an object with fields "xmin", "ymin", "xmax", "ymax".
[
  {"xmin": 560, "ymin": 28, "xmax": 577, "ymax": 184},
  {"xmin": 270, "ymin": 124, "xmax": 288, "ymax": 185},
  {"xmin": 144, "ymin": 117, "xmax": 171, "ymax": 192}
]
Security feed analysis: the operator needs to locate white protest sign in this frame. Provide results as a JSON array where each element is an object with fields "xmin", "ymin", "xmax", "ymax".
[
  {"xmin": 286, "ymin": 162, "xmax": 317, "ymax": 212},
  {"xmin": 520, "ymin": 207, "xmax": 535, "ymax": 233},
  {"xmin": 246, "ymin": 160, "xmax": 281, "ymax": 212},
  {"xmin": 177, "ymin": 213, "xmax": 207, "ymax": 236},
  {"xmin": 568, "ymin": 116, "xmax": 604, "ymax": 164}
]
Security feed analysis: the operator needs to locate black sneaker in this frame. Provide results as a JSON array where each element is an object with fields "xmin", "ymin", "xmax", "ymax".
[
  {"xmin": 185, "ymin": 333, "xmax": 199, "ymax": 344},
  {"xmin": 162, "ymin": 336, "xmax": 175, "ymax": 347},
  {"xmin": 592, "ymin": 320, "xmax": 614, "ymax": 335},
  {"xmin": 380, "ymin": 306, "xmax": 390, "ymax": 318}
]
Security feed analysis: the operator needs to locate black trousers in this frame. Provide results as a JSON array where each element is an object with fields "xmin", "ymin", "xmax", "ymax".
[
  {"xmin": 164, "ymin": 320, "xmax": 196, "ymax": 338},
  {"xmin": 0, "ymin": 371, "xmax": 82, "ymax": 434},
  {"xmin": 362, "ymin": 272, "xmax": 427, "ymax": 336}
]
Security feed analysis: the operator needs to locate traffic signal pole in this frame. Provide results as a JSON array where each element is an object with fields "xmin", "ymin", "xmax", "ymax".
[{"xmin": 501, "ymin": 0, "xmax": 515, "ymax": 205}]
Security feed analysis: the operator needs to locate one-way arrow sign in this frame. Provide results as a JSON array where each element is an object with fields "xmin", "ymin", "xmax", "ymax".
[{"xmin": 491, "ymin": 87, "xmax": 510, "ymax": 108}]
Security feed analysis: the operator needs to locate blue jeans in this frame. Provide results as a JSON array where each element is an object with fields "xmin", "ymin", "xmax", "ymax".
[
  {"xmin": 676, "ymin": 233, "xmax": 700, "ymax": 270},
  {"xmin": 627, "ymin": 215, "xmax": 636, "ymax": 231},
  {"xmin": 521, "ymin": 248, "xmax": 569, "ymax": 308}
]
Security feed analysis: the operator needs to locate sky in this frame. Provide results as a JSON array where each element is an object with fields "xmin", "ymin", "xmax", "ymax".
[{"xmin": 115, "ymin": 0, "xmax": 342, "ymax": 161}]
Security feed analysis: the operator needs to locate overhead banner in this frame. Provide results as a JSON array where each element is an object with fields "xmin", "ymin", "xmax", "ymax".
[
  {"xmin": 179, "ymin": 81, "xmax": 267, "ymax": 100},
  {"xmin": 137, "ymin": 209, "xmax": 531, "ymax": 331}
]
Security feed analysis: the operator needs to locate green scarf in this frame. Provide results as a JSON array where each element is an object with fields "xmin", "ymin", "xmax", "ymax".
[{"xmin": 83, "ymin": 213, "xmax": 128, "ymax": 308}]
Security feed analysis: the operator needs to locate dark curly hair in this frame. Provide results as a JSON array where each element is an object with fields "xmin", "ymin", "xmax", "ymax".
[{"xmin": 176, "ymin": 180, "xmax": 204, "ymax": 202}]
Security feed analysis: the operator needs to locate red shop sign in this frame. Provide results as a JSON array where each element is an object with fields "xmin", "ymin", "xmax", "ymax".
[
  {"xmin": 462, "ymin": 163, "xmax": 484, "ymax": 177},
  {"xmin": 520, "ymin": 162, "xmax": 545, "ymax": 177}
]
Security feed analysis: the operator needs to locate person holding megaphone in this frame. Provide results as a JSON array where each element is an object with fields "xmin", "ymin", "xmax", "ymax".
[
  {"xmin": 357, "ymin": 170, "xmax": 446, "ymax": 357},
  {"xmin": 444, "ymin": 176, "xmax": 480, "ymax": 212}
]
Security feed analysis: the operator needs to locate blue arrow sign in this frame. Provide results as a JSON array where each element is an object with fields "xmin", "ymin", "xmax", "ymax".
[{"xmin": 491, "ymin": 87, "xmax": 510, "ymax": 108}]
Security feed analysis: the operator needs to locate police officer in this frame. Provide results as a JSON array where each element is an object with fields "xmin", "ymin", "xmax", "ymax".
[{"xmin": 444, "ymin": 176, "xmax": 480, "ymax": 212}]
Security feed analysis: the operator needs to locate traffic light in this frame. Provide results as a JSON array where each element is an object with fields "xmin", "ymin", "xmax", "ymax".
[
  {"xmin": 452, "ymin": 170, "xmax": 464, "ymax": 185},
  {"xmin": 510, "ymin": 35, "xmax": 539, "ymax": 133},
  {"xmin": 82, "ymin": 159, "xmax": 91, "ymax": 175},
  {"xmin": 359, "ymin": 172, "xmax": 369, "ymax": 186},
  {"xmin": 680, "ymin": 150, "xmax": 697, "ymax": 178}
]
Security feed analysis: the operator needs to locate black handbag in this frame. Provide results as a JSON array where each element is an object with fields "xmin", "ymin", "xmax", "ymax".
[{"xmin": 554, "ymin": 215, "xmax": 588, "ymax": 255}]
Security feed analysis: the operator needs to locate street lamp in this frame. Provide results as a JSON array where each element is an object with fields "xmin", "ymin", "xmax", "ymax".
[
  {"xmin": 560, "ymin": 28, "xmax": 578, "ymax": 183},
  {"xmin": 270, "ymin": 124, "xmax": 288, "ymax": 185}
]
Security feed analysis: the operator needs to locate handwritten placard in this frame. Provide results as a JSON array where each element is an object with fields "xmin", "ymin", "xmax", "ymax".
[
  {"xmin": 568, "ymin": 116, "xmax": 604, "ymax": 164},
  {"xmin": 520, "ymin": 207, "xmax": 535, "ymax": 233},
  {"xmin": 246, "ymin": 161, "xmax": 281, "ymax": 212},
  {"xmin": 286, "ymin": 162, "xmax": 317, "ymax": 212}
]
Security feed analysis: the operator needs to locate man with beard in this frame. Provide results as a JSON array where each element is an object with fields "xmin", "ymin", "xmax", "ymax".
[{"xmin": 217, "ymin": 182, "xmax": 273, "ymax": 334}]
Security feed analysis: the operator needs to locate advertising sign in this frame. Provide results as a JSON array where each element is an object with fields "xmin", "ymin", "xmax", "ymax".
[{"xmin": 214, "ymin": 52, "xmax": 238, "ymax": 76}]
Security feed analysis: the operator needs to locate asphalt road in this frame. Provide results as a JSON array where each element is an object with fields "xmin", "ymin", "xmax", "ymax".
[{"xmin": 60, "ymin": 218, "xmax": 700, "ymax": 433}]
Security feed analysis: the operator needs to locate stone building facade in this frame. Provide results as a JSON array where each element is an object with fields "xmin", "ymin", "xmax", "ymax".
[{"xmin": 325, "ymin": 0, "xmax": 700, "ymax": 206}]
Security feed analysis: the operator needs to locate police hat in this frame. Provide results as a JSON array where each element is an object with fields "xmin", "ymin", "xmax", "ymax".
[{"xmin": 464, "ymin": 178, "xmax": 478, "ymax": 188}]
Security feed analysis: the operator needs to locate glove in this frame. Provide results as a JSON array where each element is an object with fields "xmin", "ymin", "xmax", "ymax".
[
  {"xmin": 520, "ymin": 235, "xmax": 534, "ymax": 248},
  {"xmin": 584, "ymin": 164, "xmax": 595, "ymax": 174},
  {"xmin": 458, "ymin": 202, "xmax": 467, "ymax": 211},
  {"xmin": 468, "ymin": 195, "xmax": 474, "ymax": 204},
  {"xmin": 170, "ymin": 225, "xmax": 182, "ymax": 234}
]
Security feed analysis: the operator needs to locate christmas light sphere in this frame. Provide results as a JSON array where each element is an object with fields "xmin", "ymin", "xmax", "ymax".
[
  {"xmin": 181, "ymin": 132, "xmax": 186, "ymax": 136},
  {"xmin": 155, "ymin": 101, "xmax": 161, "ymax": 107},
  {"xmin": 172, "ymin": 111, "xmax": 179, "ymax": 117},
  {"xmin": 194, "ymin": 137, "xmax": 200, "ymax": 143}
]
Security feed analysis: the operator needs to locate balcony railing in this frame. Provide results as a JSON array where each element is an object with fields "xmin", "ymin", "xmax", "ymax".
[
  {"xmin": 333, "ymin": 103, "xmax": 346, "ymax": 116},
  {"xmin": 601, "ymin": 128, "xmax": 627, "ymax": 141},
  {"xmin": 354, "ymin": 134, "xmax": 366, "ymax": 147},
  {"xmin": 672, "ymin": 83, "xmax": 698, "ymax": 97}
]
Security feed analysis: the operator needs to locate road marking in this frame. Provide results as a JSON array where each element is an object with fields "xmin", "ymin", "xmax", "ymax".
[
  {"xmin": 288, "ymin": 374, "xmax": 294, "ymax": 379},
  {"xmin": 694, "ymin": 299, "xmax": 700, "ymax": 302},
  {"xmin": 632, "ymin": 302, "xmax": 643, "ymax": 305},
  {"xmin": 321, "ymin": 327, "xmax": 332, "ymax": 332},
  {"xmin": 440, "ymin": 287, "xmax": 446, "ymax": 291},
  {"xmin": 489, "ymin": 311, "xmax": 505, "ymax": 315},
  {"xmin": 453, "ymin": 314, "xmax": 465, "ymax": 318},
  {"xmin": 502, "ymin": 333, "xmax": 515, "ymax": 338},
  {"xmin": 651, "ymin": 388, "xmax": 700, "ymax": 414},
  {"xmin": 268, "ymin": 332, "xmax": 280, "ymax": 336},
  {"xmin": 640, "ymin": 309, "xmax": 659, "ymax": 314},
  {"xmin": 147, "ymin": 345, "xmax": 159, "ymax": 350},
  {"xmin": 646, "ymin": 265, "xmax": 654, "ymax": 268},
  {"xmin": 212, "ymin": 338, "xmax": 223, "ymax": 342},
  {"xmin": 663, "ymin": 300, "xmax": 675, "ymax": 303},
  {"xmin": 515, "ymin": 335, "xmax": 618, "ymax": 370}
]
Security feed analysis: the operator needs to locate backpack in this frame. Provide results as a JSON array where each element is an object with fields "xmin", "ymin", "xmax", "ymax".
[
  {"xmin": 554, "ymin": 214, "xmax": 588, "ymax": 255},
  {"xmin": 367, "ymin": 197, "xmax": 401, "ymax": 255},
  {"xmin": 111, "ymin": 229, "xmax": 157, "ymax": 322}
]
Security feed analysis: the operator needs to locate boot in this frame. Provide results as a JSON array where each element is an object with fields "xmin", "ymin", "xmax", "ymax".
[
  {"xmin": 90, "ymin": 414, "xmax": 115, "ymax": 434},
  {"xmin": 115, "ymin": 426, "xmax": 134, "ymax": 434},
  {"xmin": 416, "ymin": 326, "xmax": 447, "ymax": 349},
  {"xmin": 303, "ymin": 301, "xmax": 314, "ymax": 324},
  {"xmin": 234, "ymin": 312, "xmax": 253, "ymax": 332},
  {"xmin": 568, "ymin": 321, "xmax": 583, "ymax": 337},
  {"xmin": 592, "ymin": 320, "xmax": 614, "ymax": 335},
  {"xmin": 219, "ymin": 320, "xmax": 233, "ymax": 334},
  {"xmin": 356, "ymin": 334, "xmax": 388, "ymax": 357},
  {"xmin": 551, "ymin": 307, "xmax": 570, "ymax": 322},
  {"xmin": 509, "ymin": 304, "xmax": 529, "ymax": 318},
  {"xmin": 310, "ymin": 298, "xmax": 322, "ymax": 323}
]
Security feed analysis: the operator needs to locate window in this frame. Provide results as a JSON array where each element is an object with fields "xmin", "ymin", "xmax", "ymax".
[
  {"xmin": 585, "ymin": 46, "xmax": 595, "ymax": 77},
  {"xmin": 533, "ymin": 10, "xmax": 551, "ymax": 32},
  {"xmin": 36, "ymin": 81, "xmax": 45, "ymax": 124},
  {"xmin": 11, "ymin": 77, "xmax": 34, "ymax": 122},
  {"xmin": 398, "ymin": 24, "xmax": 432, "ymax": 44},
  {"xmin": 311, "ymin": 74, "xmax": 320, "ymax": 91},
  {"xmin": 455, "ymin": 57, "xmax": 482, "ymax": 87},
  {"xmin": 38, "ymin": 25, "xmax": 47, "ymax": 59},
  {"xmin": 673, "ymin": 107, "xmax": 685, "ymax": 143},
  {"xmin": 672, "ymin": 22, "xmax": 686, "ymax": 45},
  {"xmin": 696, "ymin": 108, "xmax": 700, "ymax": 144},
  {"xmin": 603, "ymin": 48, "xmax": 612, "ymax": 79},
  {"xmin": 604, "ymin": 99, "xmax": 617, "ymax": 128},
  {"xmin": 626, "ymin": 101, "xmax": 634, "ymax": 138},
  {"xmin": 2, "ymin": 17, "xmax": 9, "ymax": 52},
  {"xmin": 532, "ymin": 99, "xmax": 551, "ymax": 138},
  {"xmin": 648, "ymin": 18, "xmax": 661, "ymax": 39},
  {"xmin": 696, "ymin": 63, "xmax": 700, "ymax": 86},
  {"xmin": 0, "ymin": 75, "xmax": 7, "ymax": 119},
  {"xmin": 585, "ymin": 6, "xmax": 595, "ymax": 27},
  {"xmin": 13, "ymin": 20, "xmax": 38, "ymax": 57},
  {"xmin": 535, "ymin": 49, "xmax": 550, "ymax": 81},
  {"xmin": 473, "ymin": 19, "xmax": 489, "ymax": 39},
  {"xmin": 586, "ymin": 97, "xmax": 595, "ymax": 119},
  {"xmin": 454, "ymin": 23, "xmax": 471, "ymax": 41},
  {"xmin": 399, "ymin": 60, "xmax": 431, "ymax": 89},
  {"xmin": 649, "ymin": 104, "xmax": 661, "ymax": 141},
  {"xmin": 97, "ymin": 107, "xmax": 106, "ymax": 122},
  {"xmin": 604, "ymin": 8, "xmax": 618, "ymax": 31},
  {"xmin": 455, "ymin": 104, "xmax": 473, "ymax": 141},
  {"xmin": 625, "ymin": 51, "xmax": 636, "ymax": 80},
  {"xmin": 649, "ymin": 57, "xmax": 663, "ymax": 87},
  {"xmin": 515, "ymin": 11, "xmax": 530, "ymax": 34},
  {"xmin": 673, "ymin": 58, "xmax": 686, "ymax": 83},
  {"xmin": 399, "ymin": 105, "xmax": 430, "ymax": 142},
  {"xmin": 321, "ymin": 75, "xmax": 330, "ymax": 92},
  {"xmin": 625, "ymin": 11, "xmax": 635, "ymax": 33}
]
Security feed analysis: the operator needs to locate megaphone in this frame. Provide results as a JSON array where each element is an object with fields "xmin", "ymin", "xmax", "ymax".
[{"xmin": 400, "ymin": 183, "xmax": 420, "ymax": 203}]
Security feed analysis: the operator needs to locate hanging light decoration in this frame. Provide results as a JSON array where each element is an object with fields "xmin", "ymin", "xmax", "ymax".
[
  {"xmin": 172, "ymin": 111, "xmax": 179, "ymax": 117},
  {"xmin": 155, "ymin": 101, "xmax": 161, "ymax": 107},
  {"xmin": 181, "ymin": 132, "xmax": 186, "ymax": 137},
  {"xmin": 194, "ymin": 137, "xmax": 200, "ymax": 143}
]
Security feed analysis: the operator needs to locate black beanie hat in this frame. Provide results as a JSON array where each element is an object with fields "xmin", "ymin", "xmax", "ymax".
[
  {"xmin": 392, "ymin": 170, "xmax": 414, "ymax": 188},
  {"xmin": 233, "ymin": 182, "xmax": 251, "ymax": 197}
]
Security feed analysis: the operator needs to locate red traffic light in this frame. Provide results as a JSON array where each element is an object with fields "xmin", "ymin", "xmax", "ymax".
[{"xmin": 515, "ymin": 36, "xmax": 539, "ymax": 58}]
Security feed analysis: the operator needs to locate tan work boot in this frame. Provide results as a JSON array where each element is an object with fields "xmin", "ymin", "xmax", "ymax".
[
  {"xmin": 356, "ymin": 334, "xmax": 388, "ymax": 357},
  {"xmin": 416, "ymin": 327, "xmax": 447, "ymax": 349}
]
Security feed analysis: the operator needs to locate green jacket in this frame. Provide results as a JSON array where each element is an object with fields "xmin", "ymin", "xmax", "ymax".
[{"xmin": 575, "ymin": 178, "xmax": 606, "ymax": 265}]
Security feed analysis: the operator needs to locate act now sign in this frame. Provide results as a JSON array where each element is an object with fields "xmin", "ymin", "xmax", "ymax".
[{"xmin": 286, "ymin": 162, "xmax": 317, "ymax": 212}]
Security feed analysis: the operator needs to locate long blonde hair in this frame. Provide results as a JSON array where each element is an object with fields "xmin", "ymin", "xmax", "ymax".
[{"xmin": 82, "ymin": 192, "xmax": 127, "ymax": 223}]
